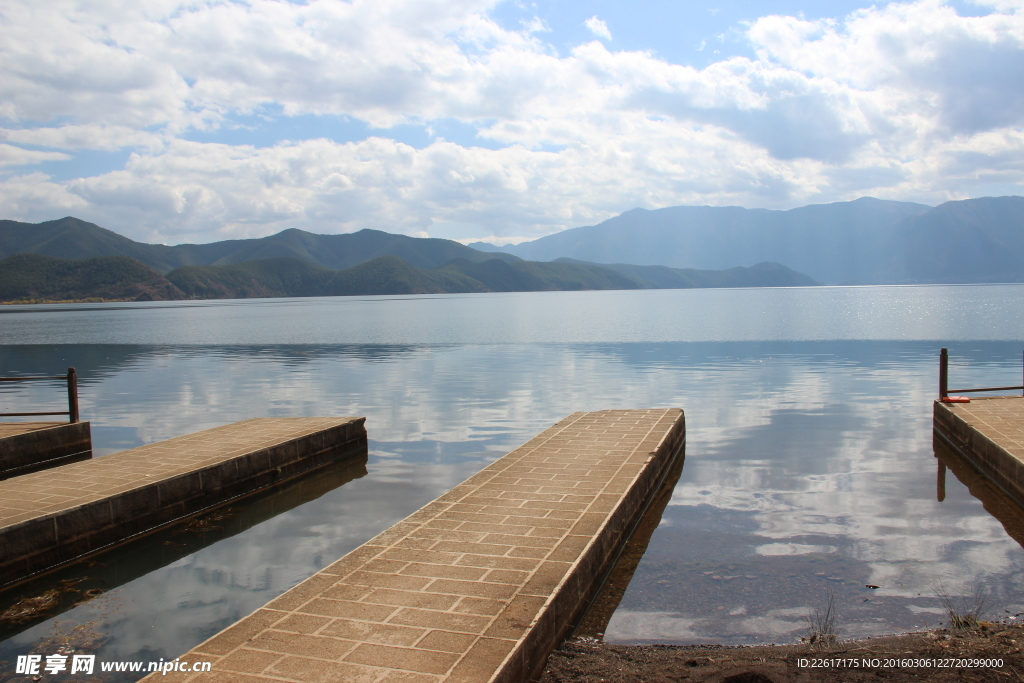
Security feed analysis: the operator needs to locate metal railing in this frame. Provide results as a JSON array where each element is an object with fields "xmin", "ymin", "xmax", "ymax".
[
  {"xmin": 0, "ymin": 368, "xmax": 80, "ymax": 423},
  {"xmin": 939, "ymin": 348, "xmax": 1024, "ymax": 400}
]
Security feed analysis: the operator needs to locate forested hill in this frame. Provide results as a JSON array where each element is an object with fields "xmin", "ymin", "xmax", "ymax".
[
  {"xmin": 0, "ymin": 253, "xmax": 819, "ymax": 303},
  {"xmin": 0, "ymin": 253, "xmax": 186, "ymax": 303},
  {"xmin": 0, "ymin": 217, "xmax": 518, "ymax": 274},
  {"xmin": 162, "ymin": 254, "xmax": 818, "ymax": 299}
]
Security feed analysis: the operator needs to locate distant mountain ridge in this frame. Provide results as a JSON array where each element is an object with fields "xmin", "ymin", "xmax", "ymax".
[
  {"xmin": 472, "ymin": 196, "xmax": 1024, "ymax": 285},
  {"xmin": 556, "ymin": 259, "xmax": 819, "ymax": 289},
  {"xmin": 890, "ymin": 196, "xmax": 1024, "ymax": 283}
]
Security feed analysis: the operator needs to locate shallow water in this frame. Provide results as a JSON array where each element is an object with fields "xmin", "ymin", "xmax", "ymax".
[{"xmin": 1, "ymin": 286, "xmax": 1023, "ymax": 675}]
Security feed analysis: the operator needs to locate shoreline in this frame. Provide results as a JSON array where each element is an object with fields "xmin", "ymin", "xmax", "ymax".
[
  {"xmin": 539, "ymin": 623, "xmax": 1024, "ymax": 682},
  {"xmin": 0, "ymin": 297, "xmax": 132, "ymax": 305}
]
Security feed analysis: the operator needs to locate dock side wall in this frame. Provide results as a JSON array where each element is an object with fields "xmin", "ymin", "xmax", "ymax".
[
  {"xmin": 0, "ymin": 421, "xmax": 92, "ymax": 479},
  {"xmin": 933, "ymin": 400, "xmax": 1024, "ymax": 509},
  {"xmin": 0, "ymin": 418, "xmax": 366, "ymax": 589},
  {"xmin": 496, "ymin": 412, "xmax": 686, "ymax": 683}
]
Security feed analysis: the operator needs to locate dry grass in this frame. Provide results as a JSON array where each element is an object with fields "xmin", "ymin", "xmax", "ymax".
[
  {"xmin": 807, "ymin": 586, "xmax": 839, "ymax": 645},
  {"xmin": 937, "ymin": 583, "xmax": 987, "ymax": 630}
]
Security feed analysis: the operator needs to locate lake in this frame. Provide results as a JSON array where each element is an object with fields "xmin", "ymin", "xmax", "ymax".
[{"xmin": 1, "ymin": 285, "xmax": 1024, "ymax": 675}]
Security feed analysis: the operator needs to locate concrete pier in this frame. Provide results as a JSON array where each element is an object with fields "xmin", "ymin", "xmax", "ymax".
[
  {"xmin": 0, "ymin": 455, "xmax": 371, "ymax": 636},
  {"xmin": 934, "ymin": 396, "xmax": 1024, "ymax": 508},
  {"xmin": 144, "ymin": 408, "xmax": 685, "ymax": 683},
  {"xmin": 0, "ymin": 417, "xmax": 366, "ymax": 590},
  {"xmin": 0, "ymin": 421, "xmax": 92, "ymax": 479}
]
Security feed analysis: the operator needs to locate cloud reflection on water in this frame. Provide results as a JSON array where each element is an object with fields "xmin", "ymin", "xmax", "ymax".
[
  {"xmin": 1, "ymin": 337, "xmax": 1023, "ymax": 660},
  {"xmin": 606, "ymin": 343, "xmax": 1024, "ymax": 644}
]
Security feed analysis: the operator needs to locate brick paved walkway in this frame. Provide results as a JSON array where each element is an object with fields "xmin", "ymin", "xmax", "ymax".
[
  {"xmin": 144, "ymin": 408, "xmax": 685, "ymax": 683},
  {"xmin": 0, "ymin": 422, "xmax": 64, "ymax": 439}
]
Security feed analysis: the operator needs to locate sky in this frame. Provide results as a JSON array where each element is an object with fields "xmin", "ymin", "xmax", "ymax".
[{"xmin": 2, "ymin": 0, "xmax": 1023, "ymax": 246}]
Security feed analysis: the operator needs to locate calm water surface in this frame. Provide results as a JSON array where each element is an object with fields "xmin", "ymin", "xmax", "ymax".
[{"xmin": 1, "ymin": 285, "xmax": 1024, "ymax": 674}]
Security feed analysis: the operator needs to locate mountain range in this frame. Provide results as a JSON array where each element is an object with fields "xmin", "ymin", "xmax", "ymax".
[
  {"xmin": 0, "ymin": 226, "xmax": 815, "ymax": 302},
  {"xmin": 472, "ymin": 196, "xmax": 1024, "ymax": 285},
  {"xmin": 0, "ymin": 217, "xmax": 517, "ymax": 274},
  {"xmin": 3, "ymin": 193, "xmax": 1021, "ymax": 302}
]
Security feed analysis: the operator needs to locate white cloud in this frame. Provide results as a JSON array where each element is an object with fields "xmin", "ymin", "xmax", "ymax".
[
  {"xmin": 455, "ymin": 234, "xmax": 535, "ymax": 246},
  {"xmin": 0, "ymin": 0, "xmax": 1022, "ymax": 242},
  {"xmin": 746, "ymin": 3, "xmax": 1024, "ymax": 136},
  {"xmin": 0, "ymin": 1, "xmax": 191, "ymax": 127},
  {"xmin": 0, "ymin": 129, "xmax": 824, "ymax": 244},
  {"xmin": 584, "ymin": 15, "xmax": 612, "ymax": 41},
  {"xmin": 0, "ymin": 171, "xmax": 88, "ymax": 221},
  {"xmin": 0, "ymin": 144, "xmax": 70, "ymax": 167},
  {"xmin": 0, "ymin": 125, "xmax": 164, "ymax": 151}
]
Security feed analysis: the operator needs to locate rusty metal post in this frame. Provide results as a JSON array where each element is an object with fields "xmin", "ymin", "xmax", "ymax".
[
  {"xmin": 939, "ymin": 348, "xmax": 948, "ymax": 399},
  {"xmin": 67, "ymin": 367, "xmax": 79, "ymax": 423}
]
